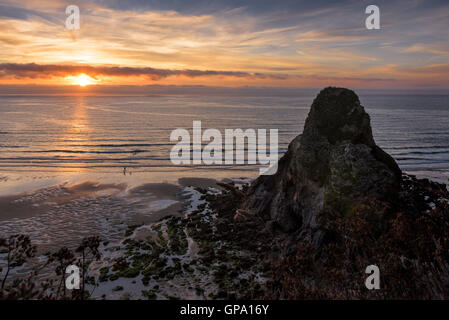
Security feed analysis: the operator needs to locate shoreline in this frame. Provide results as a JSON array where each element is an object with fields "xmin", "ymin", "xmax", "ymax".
[
  {"xmin": 4, "ymin": 171, "xmax": 447, "ymax": 300},
  {"xmin": 0, "ymin": 170, "xmax": 446, "ymax": 249},
  {"xmin": 0, "ymin": 175, "xmax": 264, "ymax": 300}
]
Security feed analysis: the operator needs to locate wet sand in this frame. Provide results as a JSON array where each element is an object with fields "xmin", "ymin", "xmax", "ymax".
[
  {"xmin": 0, "ymin": 177, "xmax": 220, "ymax": 219},
  {"xmin": 0, "ymin": 176, "xmax": 222, "ymax": 251},
  {"xmin": 0, "ymin": 175, "xmax": 259, "ymax": 299},
  {"xmin": 178, "ymin": 177, "xmax": 220, "ymax": 188},
  {"xmin": 0, "ymin": 181, "xmax": 127, "ymax": 221}
]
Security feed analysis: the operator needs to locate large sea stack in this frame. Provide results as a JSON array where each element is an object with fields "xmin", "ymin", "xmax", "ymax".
[
  {"xmin": 242, "ymin": 87, "xmax": 402, "ymax": 243},
  {"xmin": 215, "ymin": 87, "xmax": 448, "ymax": 299}
]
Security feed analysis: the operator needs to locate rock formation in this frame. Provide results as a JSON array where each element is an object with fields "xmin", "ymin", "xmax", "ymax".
[{"xmin": 242, "ymin": 87, "xmax": 402, "ymax": 243}]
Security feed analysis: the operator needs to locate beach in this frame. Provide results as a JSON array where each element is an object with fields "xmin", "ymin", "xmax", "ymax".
[{"xmin": 1, "ymin": 92, "xmax": 449, "ymax": 299}]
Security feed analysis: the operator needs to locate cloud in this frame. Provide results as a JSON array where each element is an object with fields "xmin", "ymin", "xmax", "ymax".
[
  {"xmin": 402, "ymin": 43, "xmax": 449, "ymax": 55},
  {"xmin": 0, "ymin": 3, "xmax": 59, "ymax": 23},
  {"xmin": 0, "ymin": 0, "xmax": 448, "ymax": 89},
  {"xmin": 0, "ymin": 63, "xmax": 399, "ymax": 87},
  {"xmin": 303, "ymin": 75, "xmax": 395, "ymax": 82},
  {"xmin": 0, "ymin": 35, "xmax": 30, "ymax": 45},
  {"xmin": 397, "ymin": 64, "xmax": 449, "ymax": 74},
  {"xmin": 0, "ymin": 62, "xmax": 289, "ymax": 80}
]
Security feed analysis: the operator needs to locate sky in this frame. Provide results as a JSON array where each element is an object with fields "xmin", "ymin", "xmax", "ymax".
[{"xmin": 0, "ymin": 0, "xmax": 448, "ymax": 92}]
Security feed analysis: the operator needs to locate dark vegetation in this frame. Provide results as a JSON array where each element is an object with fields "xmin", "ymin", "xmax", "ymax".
[
  {"xmin": 0, "ymin": 235, "xmax": 100, "ymax": 300},
  {"xmin": 210, "ymin": 175, "xmax": 449, "ymax": 299}
]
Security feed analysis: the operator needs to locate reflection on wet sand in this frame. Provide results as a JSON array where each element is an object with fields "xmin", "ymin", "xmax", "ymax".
[{"xmin": 0, "ymin": 177, "xmax": 221, "ymax": 253}]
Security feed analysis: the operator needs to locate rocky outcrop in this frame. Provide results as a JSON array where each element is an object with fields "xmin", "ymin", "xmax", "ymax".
[{"xmin": 242, "ymin": 87, "xmax": 402, "ymax": 243}]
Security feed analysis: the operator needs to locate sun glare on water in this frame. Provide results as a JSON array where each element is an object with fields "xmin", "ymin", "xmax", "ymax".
[{"xmin": 68, "ymin": 74, "xmax": 96, "ymax": 86}]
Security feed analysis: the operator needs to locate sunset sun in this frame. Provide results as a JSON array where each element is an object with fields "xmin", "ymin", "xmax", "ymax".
[{"xmin": 68, "ymin": 73, "xmax": 96, "ymax": 86}]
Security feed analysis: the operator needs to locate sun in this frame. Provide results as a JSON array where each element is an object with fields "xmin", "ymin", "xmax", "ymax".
[{"xmin": 68, "ymin": 74, "xmax": 96, "ymax": 86}]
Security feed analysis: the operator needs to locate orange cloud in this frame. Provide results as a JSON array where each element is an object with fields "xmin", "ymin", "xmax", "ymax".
[
  {"xmin": 0, "ymin": 1, "xmax": 448, "ymax": 90},
  {"xmin": 0, "ymin": 63, "xmax": 289, "ymax": 82}
]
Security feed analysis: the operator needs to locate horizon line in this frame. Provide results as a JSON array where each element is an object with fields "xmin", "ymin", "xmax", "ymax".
[{"xmin": 0, "ymin": 84, "xmax": 447, "ymax": 96}]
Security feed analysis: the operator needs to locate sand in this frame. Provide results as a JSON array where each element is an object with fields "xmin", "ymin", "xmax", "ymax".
[
  {"xmin": 0, "ymin": 177, "xmax": 222, "ymax": 251},
  {"xmin": 0, "ymin": 175, "xmax": 264, "ymax": 300}
]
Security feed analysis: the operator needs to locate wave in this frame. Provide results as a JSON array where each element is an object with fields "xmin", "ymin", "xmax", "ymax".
[
  {"xmin": 385, "ymin": 145, "xmax": 449, "ymax": 150},
  {"xmin": 396, "ymin": 157, "xmax": 449, "ymax": 164},
  {"xmin": 393, "ymin": 150, "xmax": 449, "ymax": 156},
  {"xmin": 21, "ymin": 149, "xmax": 149, "ymax": 154}
]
